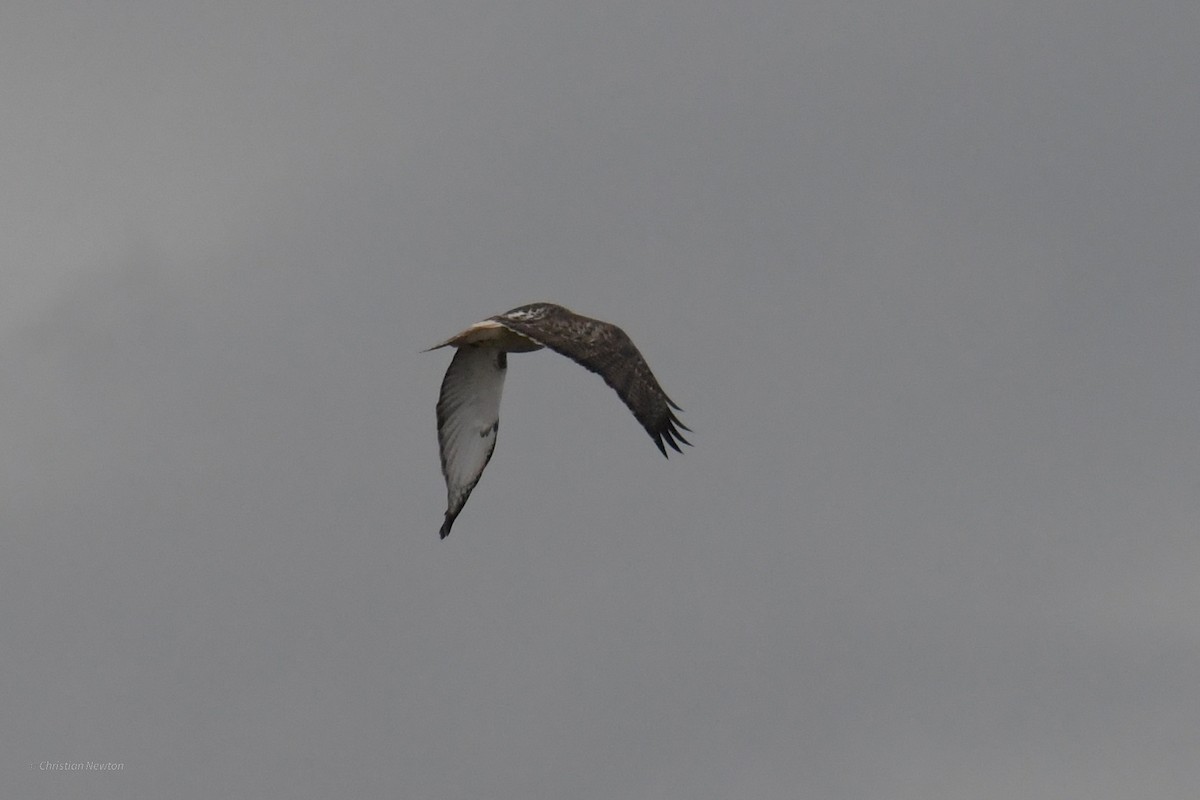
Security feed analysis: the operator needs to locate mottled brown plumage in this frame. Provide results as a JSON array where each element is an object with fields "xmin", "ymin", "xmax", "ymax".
[{"xmin": 490, "ymin": 304, "xmax": 690, "ymax": 456}]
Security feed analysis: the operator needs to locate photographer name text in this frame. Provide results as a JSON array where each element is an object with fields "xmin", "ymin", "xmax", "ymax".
[{"xmin": 36, "ymin": 761, "xmax": 124, "ymax": 771}]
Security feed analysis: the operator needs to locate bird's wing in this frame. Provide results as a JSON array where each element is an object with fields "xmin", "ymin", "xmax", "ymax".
[
  {"xmin": 492, "ymin": 307, "xmax": 690, "ymax": 457},
  {"xmin": 436, "ymin": 346, "xmax": 507, "ymax": 538}
]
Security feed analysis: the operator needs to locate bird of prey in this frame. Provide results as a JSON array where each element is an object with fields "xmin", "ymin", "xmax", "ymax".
[{"xmin": 427, "ymin": 302, "xmax": 690, "ymax": 539}]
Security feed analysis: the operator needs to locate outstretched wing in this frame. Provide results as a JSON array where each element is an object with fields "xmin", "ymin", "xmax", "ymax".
[
  {"xmin": 436, "ymin": 347, "xmax": 507, "ymax": 538},
  {"xmin": 493, "ymin": 305, "xmax": 690, "ymax": 457}
]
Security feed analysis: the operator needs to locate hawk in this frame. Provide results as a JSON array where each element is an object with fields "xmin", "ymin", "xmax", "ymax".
[{"xmin": 428, "ymin": 302, "xmax": 690, "ymax": 538}]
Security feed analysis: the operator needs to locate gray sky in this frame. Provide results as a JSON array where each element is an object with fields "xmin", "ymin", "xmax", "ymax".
[{"xmin": 3, "ymin": 2, "xmax": 1198, "ymax": 797}]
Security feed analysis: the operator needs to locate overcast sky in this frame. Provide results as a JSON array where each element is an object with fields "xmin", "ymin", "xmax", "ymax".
[{"xmin": 2, "ymin": 2, "xmax": 1198, "ymax": 798}]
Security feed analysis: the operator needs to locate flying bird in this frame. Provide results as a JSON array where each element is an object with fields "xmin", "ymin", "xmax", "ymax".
[{"xmin": 428, "ymin": 302, "xmax": 690, "ymax": 539}]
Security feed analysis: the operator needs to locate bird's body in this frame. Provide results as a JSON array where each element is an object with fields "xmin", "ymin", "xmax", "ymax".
[{"xmin": 429, "ymin": 302, "xmax": 690, "ymax": 538}]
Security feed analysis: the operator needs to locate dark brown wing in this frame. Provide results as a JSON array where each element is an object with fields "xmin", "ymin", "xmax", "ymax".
[{"xmin": 492, "ymin": 304, "xmax": 690, "ymax": 457}]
